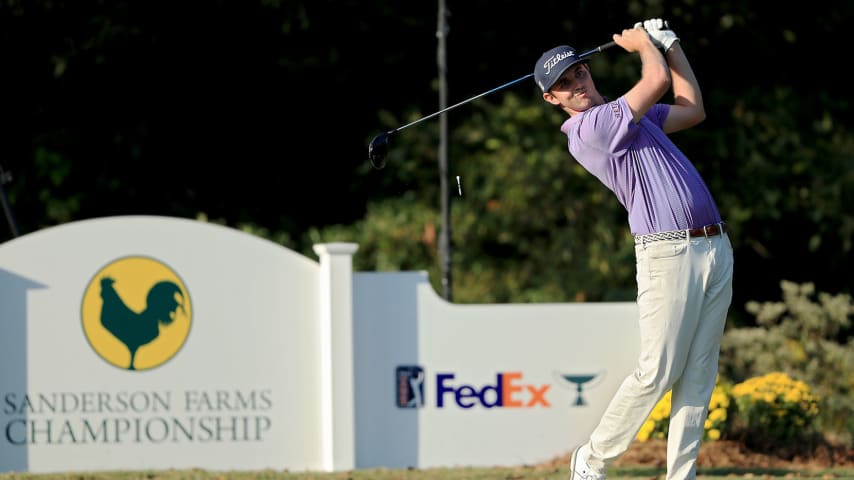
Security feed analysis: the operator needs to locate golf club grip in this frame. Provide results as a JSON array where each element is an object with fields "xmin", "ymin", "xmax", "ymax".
[{"xmin": 578, "ymin": 40, "xmax": 617, "ymax": 60}]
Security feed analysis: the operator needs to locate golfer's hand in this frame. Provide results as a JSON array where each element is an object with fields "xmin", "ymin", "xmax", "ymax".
[
  {"xmin": 634, "ymin": 21, "xmax": 661, "ymax": 49},
  {"xmin": 615, "ymin": 25, "xmax": 658, "ymax": 54},
  {"xmin": 643, "ymin": 18, "xmax": 679, "ymax": 52}
]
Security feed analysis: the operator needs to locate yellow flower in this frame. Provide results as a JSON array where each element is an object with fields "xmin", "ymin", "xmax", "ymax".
[
  {"xmin": 636, "ymin": 379, "xmax": 733, "ymax": 442},
  {"xmin": 708, "ymin": 408, "xmax": 727, "ymax": 422},
  {"xmin": 637, "ymin": 421, "xmax": 654, "ymax": 441},
  {"xmin": 731, "ymin": 371, "xmax": 820, "ymax": 442}
]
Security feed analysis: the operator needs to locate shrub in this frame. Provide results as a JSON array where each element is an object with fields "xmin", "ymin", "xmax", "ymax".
[
  {"xmin": 637, "ymin": 390, "xmax": 671, "ymax": 442},
  {"xmin": 636, "ymin": 376, "xmax": 732, "ymax": 442},
  {"xmin": 636, "ymin": 371, "xmax": 823, "ymax": 449},
  {"xmin": 705, "ymin": 381, "xmax": 732, "ymax": 441},
  {"xmin": 730, "ymin": 371, "xmax": 820, "ymax": 448},
  {"xmin": 718, "ymin": 280, "xmax": 854, "ymax": 445}
]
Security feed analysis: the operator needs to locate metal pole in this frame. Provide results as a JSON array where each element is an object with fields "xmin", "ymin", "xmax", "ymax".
[
  {"xmin": 437, "ymin": 0, "xmax": 452, "ymax": 301},
  {"xmin": 0, "ymin": 164, "xmax": 20, "ymax": 238}
]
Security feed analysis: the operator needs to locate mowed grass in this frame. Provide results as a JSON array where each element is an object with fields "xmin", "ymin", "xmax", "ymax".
[{"xmin": 2, "ymin": 465, "xmax": 853, "ymax": 479}]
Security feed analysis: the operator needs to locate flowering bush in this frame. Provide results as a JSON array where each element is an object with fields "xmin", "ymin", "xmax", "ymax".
[
  {"xmin": 730, "ymin": 371, "xmax": 820, "ymax": 444},
  {"xmin": 636, "ymin": 376, "xmax": 731, "ymax": 442},
  {"xmin": 637, "ymin": 390, "xmax": 671, "ymax": 441},
  {"xmin": 719, "ymin": 281, "xmax": 854, "ymax": 442},
  {"xmin": 704, "ymin": 382, "xmax": 731, "ymax": 441},
  {"xmin": 636, "ymin": 372, "xmax": 821, "ymax": 445}
]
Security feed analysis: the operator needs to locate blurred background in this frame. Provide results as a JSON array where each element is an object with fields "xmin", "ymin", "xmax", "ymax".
[{"xmin": 1, "ymin": 0, "xmax": 852, "ymax": 328}]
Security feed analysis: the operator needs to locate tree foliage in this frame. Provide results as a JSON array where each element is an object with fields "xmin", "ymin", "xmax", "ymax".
[{"xmin": 2, "ymin": 0, "xmax": 853, "ymax": 325}]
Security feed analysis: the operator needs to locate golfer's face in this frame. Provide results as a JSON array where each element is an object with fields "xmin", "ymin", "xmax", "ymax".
[
  {"xmin": 551, "ymin": 64, "xmax": 589, "ymax": 92},
  {"xmin": 549, "ymin": 63, "xmax": 596, "ymax": 113}
]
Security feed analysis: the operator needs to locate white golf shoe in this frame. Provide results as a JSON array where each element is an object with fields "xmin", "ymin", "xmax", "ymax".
[{"xmin": 569, "ymin": 443, "xmax": 605, "ymax": 480}]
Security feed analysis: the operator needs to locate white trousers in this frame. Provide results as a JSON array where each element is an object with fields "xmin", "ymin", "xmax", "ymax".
[{"xmin": 585, "ymin": 233, "xmax": 734, "ymax": 480}]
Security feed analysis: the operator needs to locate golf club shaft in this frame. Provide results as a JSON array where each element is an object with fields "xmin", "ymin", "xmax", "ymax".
[
  {"xmin": 390, "ymin": 74, "xmax": 532, "ymax": 135},
  {"xmin": 368, "ymin": 39, "xmax": 618, "ymax": 168},
  {"xmin": 388, "ymin": 40, "xmax": 617, "ymax": 136},
  {"xmin": 579, "ymin": 40, "xmax": 617, "ymax": 59}
]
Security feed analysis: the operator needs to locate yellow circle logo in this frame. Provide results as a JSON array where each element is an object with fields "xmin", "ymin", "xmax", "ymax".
[{"xmin": 81, "ymin": 256, "xmax": 192, "ymax": 371}]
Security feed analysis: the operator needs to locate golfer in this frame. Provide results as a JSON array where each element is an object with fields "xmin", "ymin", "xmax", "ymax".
[{"xmin": 534, "ymin": 19, "xmax": 735, "ymax": 480}]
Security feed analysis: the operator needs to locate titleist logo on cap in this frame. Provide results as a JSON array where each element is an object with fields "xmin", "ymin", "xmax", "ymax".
[
  {"xmin": 534, "ymin": 45, "xmax": 580, "ymax": 92},
  {"xmin": 542, "ymin": 49, "xmax": 575, "ymax": 75}
]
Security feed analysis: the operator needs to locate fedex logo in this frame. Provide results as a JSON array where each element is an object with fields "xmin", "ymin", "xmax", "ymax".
[{"xmin": 436, "ymin": 372, "xmax": 551, "ymax": 409}]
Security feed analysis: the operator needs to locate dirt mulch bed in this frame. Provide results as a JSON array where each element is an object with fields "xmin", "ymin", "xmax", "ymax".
[{"xmin": 545, "ymin": 438, "xmax": 854, "ymax": 470}]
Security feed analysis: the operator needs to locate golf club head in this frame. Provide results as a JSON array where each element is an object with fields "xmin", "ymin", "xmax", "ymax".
[{"xmin": 368, "ymin": 131, "xmax": 393, "ymax": 169}]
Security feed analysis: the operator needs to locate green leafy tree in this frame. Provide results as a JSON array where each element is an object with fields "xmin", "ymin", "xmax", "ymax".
[{"xmin": 3, "ymin": 0, "xmax": 853, "ymax": 330}]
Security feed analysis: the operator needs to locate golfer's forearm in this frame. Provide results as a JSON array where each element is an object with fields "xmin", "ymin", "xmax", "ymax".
[{"xmin": 666, "ymin": 44, "xmax": 704, "ymax": 111}]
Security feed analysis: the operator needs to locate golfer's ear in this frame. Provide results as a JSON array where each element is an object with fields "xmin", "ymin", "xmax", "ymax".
[{"xmin": 543, "ymin": 92, "xmax": 560, "ymax": 106}]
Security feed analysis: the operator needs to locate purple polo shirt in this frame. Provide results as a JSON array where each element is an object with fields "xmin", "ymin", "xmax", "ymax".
[{"xmin": 561, "ymin": 96, "xmax": 721, "ymax": 235}]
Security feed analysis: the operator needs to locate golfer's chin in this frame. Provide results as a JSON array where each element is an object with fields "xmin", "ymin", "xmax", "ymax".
[{"xmin": 570, "ymin": 100, "xmax": 596, "ymax": 114}]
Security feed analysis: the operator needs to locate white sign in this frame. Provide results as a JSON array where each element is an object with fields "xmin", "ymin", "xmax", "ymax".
[{"xmin": 0, "ymin": 215, "xmax": 639, "ymax": 473}]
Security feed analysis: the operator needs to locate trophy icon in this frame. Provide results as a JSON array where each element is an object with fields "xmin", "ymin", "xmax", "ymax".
[{"xmin": 553, "ymin": 370, "xmax": 605, "ymax": 406}]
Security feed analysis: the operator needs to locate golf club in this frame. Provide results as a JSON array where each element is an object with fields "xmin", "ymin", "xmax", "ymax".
[{"xmin": 367, "ymin": 40, "xmax": 617, "ymax": 169}]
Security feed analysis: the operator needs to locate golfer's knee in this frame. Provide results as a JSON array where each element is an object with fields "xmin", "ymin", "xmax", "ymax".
[{"xmin": 632, "ymin": 367, "xmax": 674, "ymax": 395}]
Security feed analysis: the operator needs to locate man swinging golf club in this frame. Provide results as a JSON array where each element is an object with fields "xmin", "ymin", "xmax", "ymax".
[{"xmin": 535, "ymin": 18, "xmax": 734, "ymax": 480}]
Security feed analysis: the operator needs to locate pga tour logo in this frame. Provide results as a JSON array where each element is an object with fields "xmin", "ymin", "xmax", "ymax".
[
  {"xmin": 396, "ymin": 365, "xmax": 604, "ymax": 409},
  {"xmin": 396, "ymin": 366, "xmax": 425, "ymax": 408}
]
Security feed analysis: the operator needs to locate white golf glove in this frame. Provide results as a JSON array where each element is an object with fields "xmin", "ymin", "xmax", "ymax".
[
  {"xmin": 643, "ymin": 18, "xmax": 679, "ymax": 52},
  {"xmin": 634, "ymin": 21, "xmax": 661, "ymax": 49}
]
